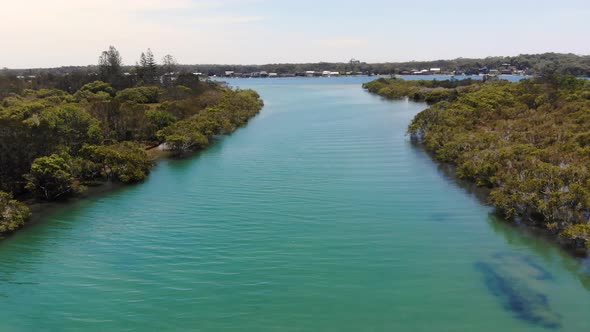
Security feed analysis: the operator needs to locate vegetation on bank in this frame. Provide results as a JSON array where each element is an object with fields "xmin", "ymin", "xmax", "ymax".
[
  {"xmin": 365, "ymin": 75, "xmax": 590, "ymax": 250},
  {"xmin": 363, "ymin": 77, "xmax": 482, "ymax": 104},
  {"xmin": 0, "ymin": 193, "xmax": 31, "ymax": 235},
  {"xmin": 0, "ymin": 46, "xmax": 263, "ymax": 236}
]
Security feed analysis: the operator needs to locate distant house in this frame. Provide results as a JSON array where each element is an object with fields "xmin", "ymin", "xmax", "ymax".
[
  {"xmin": 251, "ymin": 72, "xmax": 261, "ymax": 78},
  {"xmin": 260, "ymin": 71, "xmax": 269, "ymax": 78},
  {"xmin": 429, "ymin": 68, "xmax": 441, "ymax": 74},
  {"xmin": 224, "ymin": 71, "xmax": 235, "ymax": 77},
  {"xmin": 305, "ymin": 71, "xmax": 316, "ymax": 77},
  {"xmin": 16, "ymin": 75, "xmax": 36, "ymax": 80},
  {"xmin": 322, "ymin": 70, "xmax": 331, "ymax": 77},
  {"xmin": 499, "ymin": 63, "xmax": 513, "ymax": 75},
  {"xmin": 160, "ymin": 72, "xmax": 177, "ymax": 85},
  {"xmin": 268, "ymin": 73, "xmax": 278, "ymax": 78},
  {"xmin": 330, "ymin": 72, "xmax": 340, "ymax": 76}
]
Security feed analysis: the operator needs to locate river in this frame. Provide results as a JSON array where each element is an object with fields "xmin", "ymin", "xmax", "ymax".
[{"xmin": 0, "ymin": 77, "xmax": 588, "ymax": 331}]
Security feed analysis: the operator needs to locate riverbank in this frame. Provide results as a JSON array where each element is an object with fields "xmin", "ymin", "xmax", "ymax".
[
  {"xmin": 0, "ymin": 80, "xmax": 264, "ymax": 239},
  {"xmin": 365, "ymin": 75, "xmax": 590, "ymax": 255},
  {"xmin": 417, "ymin": 143, "xmax": 590, "ymax": 257},
  {"xmin": 3, "ymin": 122, "xmax": 262, "ymax": 240}
]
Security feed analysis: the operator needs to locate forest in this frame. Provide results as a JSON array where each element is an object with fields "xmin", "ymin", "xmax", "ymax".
[
  {"xmin": 0, "ymin": 47, "xmax": 263, "ymax": 237},
  {"xmin": 365, "ymin": 75, "xmax": 590, "ymax": 250}
]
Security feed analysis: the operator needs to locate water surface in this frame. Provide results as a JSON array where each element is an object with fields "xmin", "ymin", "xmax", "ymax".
[{"xmin": 0, "ymin": 77, "xmax": 588, "ymax": 331}]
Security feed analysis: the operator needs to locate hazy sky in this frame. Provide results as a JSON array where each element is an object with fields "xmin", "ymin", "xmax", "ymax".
[{"xmin": 1, "ymin": 0, "xmax": 589, "ymax": 68}]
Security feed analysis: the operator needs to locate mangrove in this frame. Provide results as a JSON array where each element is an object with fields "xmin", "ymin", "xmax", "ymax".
[
  {"xmin": 0, "ymin": 46, "xmax": 263, "ymax": 237},
  {"xmin": 365, "ymin": 75, "xmax": 590, "ymax": 251}
]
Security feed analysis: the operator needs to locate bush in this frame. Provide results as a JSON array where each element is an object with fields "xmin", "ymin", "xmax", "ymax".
[
  {"xmin": 80, "ymin": 142, "xmax": 152, "ymax": 183},
  {"xmin": 25, "ymin": 153, "xmax": 79, "ymax": 200},
  {"xmin": 0, "ymin": 192, "xmax": 31, "ymax": 234},
  {"xmin": 115, "ymin": 86, "xmax": 161, "ymax": 104}
]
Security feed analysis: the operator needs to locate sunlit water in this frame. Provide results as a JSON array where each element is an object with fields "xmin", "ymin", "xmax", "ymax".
[{"xmin": 0, "ymin": 77, "xmax": 588, "ymax": 331}]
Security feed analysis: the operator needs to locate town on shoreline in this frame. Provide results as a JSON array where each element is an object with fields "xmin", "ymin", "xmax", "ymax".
[{"xmin": 4, "ymin": 52, "xmax": 589, "ymax": 84}]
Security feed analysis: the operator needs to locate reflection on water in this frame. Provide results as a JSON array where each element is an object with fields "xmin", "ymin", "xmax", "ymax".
[
  {"xmin": 411, "ymin": 138, "xmax": 590, "ymax": 295},
  {"xmin": 488, "ymin": 215, "xmax": 590, "ymax": 292}
]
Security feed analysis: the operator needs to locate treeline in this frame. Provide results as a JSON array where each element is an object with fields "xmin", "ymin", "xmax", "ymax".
[
  {"xmin": 363, "ymin": 77, "xmax": 482, "ymax": 104},
  {"xmin": 366, "ymin": 76, "xmax": 590, "ymax": 250},
  {"xmin": 178, "ymin": 53, "xmax": 590, "ymax": 76},
  {"xmin": 0, "ymin": 47, "xmax": 263, "ymax": 237},
  {"xmin": 4, "ymin": 52, "xmax": 590, "ymax": 77},
  {"xmin": 1, "ymin": 46, "xmax": 180, "ymax": 96}
]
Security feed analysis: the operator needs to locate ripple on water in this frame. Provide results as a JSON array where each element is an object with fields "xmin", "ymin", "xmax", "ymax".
[{"xmin": 0, "ymin": 77, "xmax": 588, "ymax": 331}]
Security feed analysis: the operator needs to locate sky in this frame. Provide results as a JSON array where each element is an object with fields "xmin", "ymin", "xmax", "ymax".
[{"xmin": 1, "ymin": 0, "xmax": 589, "ymax": 68}]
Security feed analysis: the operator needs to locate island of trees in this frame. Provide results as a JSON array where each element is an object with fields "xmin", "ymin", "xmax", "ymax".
[
  {"xmin": 364, "ymin": 75, "xmax": 590, "ymax": 252},
  {"xmin": 0, "ymin": 46, "xmax": 263, "ymax": 237}
]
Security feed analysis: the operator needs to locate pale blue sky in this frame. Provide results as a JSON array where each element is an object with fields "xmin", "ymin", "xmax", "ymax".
[{"xmin": 1, "ymin": 0, "xmax": 588, "ymax": 68}]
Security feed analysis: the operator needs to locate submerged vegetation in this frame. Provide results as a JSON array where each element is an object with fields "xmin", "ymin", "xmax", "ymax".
[
  {"xmin": 365, "ymin": 76, "xmax": 590, "ymax": 251},
  {"xmin": 475, "ymin": 252, "xmax": 561, "ymax": 329},
  {"xmin": 0, "ymin": 46, "xmax": 263, "ymax": 236}
]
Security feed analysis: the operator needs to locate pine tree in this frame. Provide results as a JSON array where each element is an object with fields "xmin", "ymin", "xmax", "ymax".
[
  {"xmin": 98, "ymin": 46, "xmax": 123, "ymax": 85},
  {"xmin": 144, "ymin": 49, "xmax": 158, "ymax": 82},
  {"xmin": 136, "ymin": 52, "xmax": 147, "ymax": 81}
]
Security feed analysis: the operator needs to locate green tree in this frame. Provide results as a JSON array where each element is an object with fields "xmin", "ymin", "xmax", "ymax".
[
  {"xmin": 0, "ymin": 192, "xmax": 31, "ymax": 234},
  {"xmin": 80, "ymin": 142, "xmax": 152, "ymax": 183},
  {"xmin": 25, "ymin": 153, "xmax": 79, "ymax": 200},
  {"xmin": 137, "ymin": 49, "xmax": 158, "ymax": 83},
  {"xmin": 147, "ymin": 109, "xmax": 177, "ymax": 130},
  {"xmin": 98, "ymin": 46, "xmax": 123, "ymax": 85},
  {"xmin": 162, "ymin": 54, "xmax": 177, "ymax": 74}
]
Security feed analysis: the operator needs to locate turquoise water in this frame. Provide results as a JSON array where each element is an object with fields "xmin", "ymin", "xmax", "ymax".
[{"xmin": 0, "ymin": 77, "xmax": 588, "ymax": 331}]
